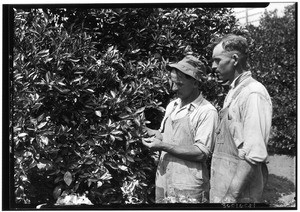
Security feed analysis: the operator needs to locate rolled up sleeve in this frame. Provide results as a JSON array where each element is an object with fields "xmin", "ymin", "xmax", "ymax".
[
  {"xmin": 241, "ymin": 92, "xmax": 272, "ymax": 163},
  {"xmin": 193, "ymin": 109, "xmax": 219, "ymax": 157}
]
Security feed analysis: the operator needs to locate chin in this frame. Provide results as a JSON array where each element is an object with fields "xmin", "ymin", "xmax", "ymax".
[
  {"xmin": 178, "ymin": 95, "xmax": 185, "ymax": 100},
  {"xmin": 220, "ymin": 80, "xmax": 231, "ymax": 86},
  {"xmin": 217, "ymin": 77, "xmax": 228, "ymax": 84},
  {"xmin": 217, "ymin": 77, "xmax": 224, "ymax": 83}
]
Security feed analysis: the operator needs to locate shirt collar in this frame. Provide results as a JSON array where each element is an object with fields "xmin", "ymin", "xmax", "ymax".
[
  {"xmin": 230, "ymin": 71, "xmax": 252, "ymax": 89},
  {"xmin": 174, "ymin": 93, "xmax": 204, "ymax": 111}
]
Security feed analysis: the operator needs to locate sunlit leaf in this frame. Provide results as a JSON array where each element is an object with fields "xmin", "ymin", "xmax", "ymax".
[
  {"xmin": 97, "ymin": 181, "xmax": 103, "ymax": 188},
  {"xmin": 95, "ymin": 110, "xmax": 102, "ymax": 117},
  {"xmin": 37, "ymin": 49, "xmax": 49, "ymax": 57},
  {"xmin": 135, "ymin": 106, "xmax": 145, "ymax": 114},
  {"xmin": 105, "ymin": 161, "xmax": 118, "ymax": 169},
  {"xmin": 133, "ymin": 118, "xmax": 140, "ymax": 127},
  {"xmin": 110, "ymin": 90, "xmax": 116, "ymax": 98},
  {"xmin": 86, "ymin": 89, "xmax": 94, "ymax": 93},
  {"xmin": 37, "ymin": 122, "xmax": 47, "ymax": 129},
  {"xmin": 118, "ymin": 165, "xmax": 128, "ymax": 171},
  {"xmin": 111, "ymin": 130, "xmax": 122, "ymax": 135},
  {"xmin": 131, "ymin": 49, "xmax": 140, "ymax": 54},
  {"xmin": 125, "ymin": 107, "xmax": 132, "ymax": 113},
  {"xmin": 18, "ymin": 133, "xmax": 28, "ymax": 137},
  {"xmin": 64, "ymin": 171, "xmax": 72, "ymax": 186},
  {"xmin": 40, "ymin": 135, "xmax": 49, "ymax": 145},
  {"xmin": 69, "ymin": 58, "xmax": 80, "ymax": 62}
]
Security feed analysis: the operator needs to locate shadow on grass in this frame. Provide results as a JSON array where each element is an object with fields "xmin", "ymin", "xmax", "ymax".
[{"xmin": 262, "ymin": 174, "xmax": 296, "ymax": 207}]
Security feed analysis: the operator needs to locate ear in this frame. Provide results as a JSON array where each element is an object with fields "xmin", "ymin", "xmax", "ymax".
[{"xmin": 232, "ymin": 53, "xmax": 239, "ymax": 66}]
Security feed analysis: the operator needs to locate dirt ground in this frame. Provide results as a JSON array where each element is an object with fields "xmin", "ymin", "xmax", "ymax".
[{"xmin": 262, "ymin": 154, "xmax": 296, "ymax": 208}]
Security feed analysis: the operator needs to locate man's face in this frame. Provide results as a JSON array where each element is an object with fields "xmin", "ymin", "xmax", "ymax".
[
  {"xmin": 170, "ymin": 70, "xmax": 196, "ymax": 101},
  {"xmin": 212, "ymin": 43, "xmax": 236, "ymax": 83}
]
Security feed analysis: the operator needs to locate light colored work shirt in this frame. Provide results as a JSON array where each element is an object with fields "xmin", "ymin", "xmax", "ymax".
[
  {"xmin": 224, "ymin": 71, "xmax": 272, "ymax": 163},
  {"xmin": 160, "ymin": 93, "xmax": 218, "ymax": 157}
]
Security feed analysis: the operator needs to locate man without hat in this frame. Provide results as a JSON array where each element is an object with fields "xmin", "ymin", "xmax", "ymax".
[
  {"xmin": 210, "ymin": 34, "xmax": 272, "ymax": 203},
  {"xmin": 142, "ymin": 55, "xmax": 218, "ymax": 203}
]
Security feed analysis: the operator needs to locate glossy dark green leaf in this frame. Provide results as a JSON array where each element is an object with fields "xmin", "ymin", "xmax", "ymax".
[
  {"xmin": 14, "ymin": 6, "xmax": 293, "ymax": 205},
  {"xmin": 126, "ymin": 155, "xmax": 135, "ymax": 163},
  {"xmin": 95, "ymin": 110, "xmax": 102, "ymax": 117},
  {"xmin": 53, "ymin": 185, "xmax": 62, "ymax": 199},
  {"xmin": 64, "ymin": 171, "xmax": 72, "ymax": 186},
  {"xmin": 105, "ymin": 161, "xmax": 118, "ymax": 169}
]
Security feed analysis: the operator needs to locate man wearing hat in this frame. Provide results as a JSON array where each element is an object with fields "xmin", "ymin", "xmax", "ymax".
[{"xmin": 142, "ymin": 55, "xmax": 218, "ymax": 203}]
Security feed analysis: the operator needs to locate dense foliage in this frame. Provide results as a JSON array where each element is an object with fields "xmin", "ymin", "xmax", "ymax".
[
  {"xmin": 10, "ymin": 4, "xmax": 296, "ymax": 207},
  {"xmin": 12, "ymin": 7, "xmax": 239, "ymax": 206},
  {"xmin": 247, "ymin": 4, "xmax": 296, "ymax": 155}
]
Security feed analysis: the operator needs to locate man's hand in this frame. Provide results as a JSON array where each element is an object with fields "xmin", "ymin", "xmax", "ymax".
[
  {"xmin": 142, "ymin": 137, "xmax": 164, "ymax": 151},
  {"xmin": 143, "ymin": 127, "xmax": 163, "ymax": 140},
  {"xmin": 142, "ymin": 127, "xmax": 206, "ymax": 162}
]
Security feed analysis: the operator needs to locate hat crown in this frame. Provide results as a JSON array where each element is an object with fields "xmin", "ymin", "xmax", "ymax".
[
  {"xmin": 167, "ymin": 55, "xmax": 206, "ymax": 82},
  {"xmin": 183, "ymin": 55, "xmax": 206, "ymax": 72}
]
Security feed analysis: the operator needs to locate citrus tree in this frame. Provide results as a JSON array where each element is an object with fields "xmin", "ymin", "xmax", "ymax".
[
  {"xmin": 247, "ymin": 4, "xmax": 296, "ymax": 155},
  {"xmin": 12, "ymin": 7, "xmax": 239, "ymax": 206}
]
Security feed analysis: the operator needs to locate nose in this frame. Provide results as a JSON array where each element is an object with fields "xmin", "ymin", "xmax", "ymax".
[
  {"xmin": 171, "ymin": 83, "xmax": 178, "ymax": 92},
  {"xmin": 211, "ymin": 62, "xmax": 218, "ymax": 73},
  {"xmin": 169, "ymin": 79, "xmax": 178, "ymax": 92},
  {"xmin": 212, "ymin": 62, "xmax": 218, "ymax": 73}
]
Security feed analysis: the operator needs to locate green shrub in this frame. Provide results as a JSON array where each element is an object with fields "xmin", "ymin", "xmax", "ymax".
[
  {"xmin": 247, "ymin": 4, "xmax": 296, "ymax": 155},
  {"xmin": 12, "ymin": 7, "xmax": 240, "ymax": 205}
]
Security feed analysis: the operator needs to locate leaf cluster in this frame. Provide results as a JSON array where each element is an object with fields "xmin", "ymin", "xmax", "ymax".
[
  {"xmin": 246, "ymin": 4, "xmax": 296, "ymax": 155},
  {"xmin": 12, "ymin": 6, "xmax": 240, "ymax": 205}
]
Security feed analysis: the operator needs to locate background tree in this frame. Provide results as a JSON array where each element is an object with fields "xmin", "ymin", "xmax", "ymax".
[
  {"xmin": 247, "ymin": 4, "xmax": 296, "ymax": 155},
  {"xmin": 10, "ymin": 4, "xmax": 296, "ymax": 207}
]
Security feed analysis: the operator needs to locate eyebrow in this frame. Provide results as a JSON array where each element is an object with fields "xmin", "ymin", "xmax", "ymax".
[{"xmin": 212, "ymin": 56, "xmax": 221, "ymax": 60}]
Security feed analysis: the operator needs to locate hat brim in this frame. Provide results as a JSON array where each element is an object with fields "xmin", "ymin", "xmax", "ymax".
[
  {"xmin": 166, "ymin": 63, "xmax": 197, "ymax": 80},
  {"xmin": 166, "ymin": 63, "xmax": 186, "ymax": 73}
]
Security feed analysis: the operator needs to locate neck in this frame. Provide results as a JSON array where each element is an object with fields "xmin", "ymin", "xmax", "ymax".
[
  {"xmin": 229, "ymin": 68, "xmax": 245, "ymax": 85},
  {"xmin": 181, "ymin": 89, "xmax": 200, "ymax": 107}
]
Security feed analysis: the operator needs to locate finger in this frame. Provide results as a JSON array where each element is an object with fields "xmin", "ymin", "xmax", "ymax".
[
  {"xmin": 144, "ymin": 137, "xmax": 154, "ymax": 142},
  {"xmin": 141, "ymin": 138, "xmax": 151, "ymax": 147},
  {"xmin": 143, "ymin": 127, "xmax": 156, "ymax": 137}
]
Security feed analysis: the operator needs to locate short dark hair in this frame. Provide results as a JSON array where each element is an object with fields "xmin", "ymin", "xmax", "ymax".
[
  {"xmin": 212, "ymin": 34, "xmax": 248, "ymax": 68},
  {"xmin": 220, "ymin": 34, "xmax": 248, "ymax": 56}
]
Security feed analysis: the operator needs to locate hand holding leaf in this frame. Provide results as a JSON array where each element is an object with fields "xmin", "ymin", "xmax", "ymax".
[{"xmin": 143, "ymin": 127, "xmax": 163, "ymax": 140}]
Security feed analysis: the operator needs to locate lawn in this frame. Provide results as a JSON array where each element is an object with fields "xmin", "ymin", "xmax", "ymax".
[{"xmin": 262, "ymin": 154, "xmax": 296, "ymax": 208}]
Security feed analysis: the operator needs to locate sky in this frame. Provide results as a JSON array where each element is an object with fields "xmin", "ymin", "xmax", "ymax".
[
  {"xmin": 233, "ymin": 2, "xmax": 295, "ymax": 26},
  {"xmin": 234, "ymin": 2, "xmax": 295, "ymax": 15}
]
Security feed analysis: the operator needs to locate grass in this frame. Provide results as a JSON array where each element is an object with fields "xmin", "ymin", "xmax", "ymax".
[{"xmin": 262, "ymin": 154, "xmax": 296, "ymax": 208}]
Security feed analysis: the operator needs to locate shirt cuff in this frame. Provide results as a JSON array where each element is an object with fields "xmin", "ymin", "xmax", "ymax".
[
  {"xmin": 194, "ymin": 142, "xmax": 210, "ymax": 157},
  {"xmin": 238, "ymin": 149, "xmax": 258, "ymax": 164}
]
